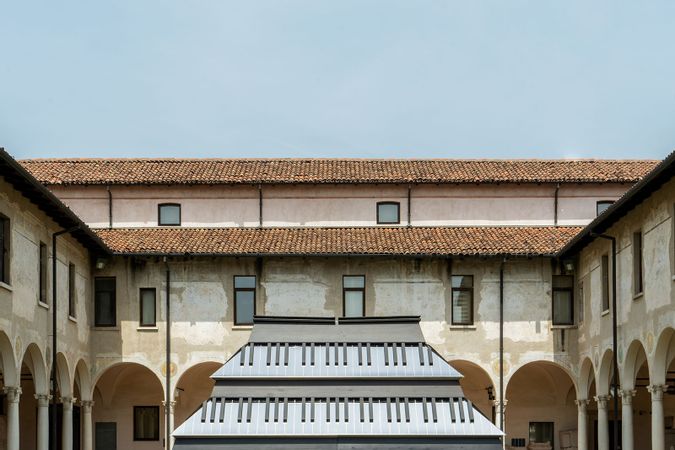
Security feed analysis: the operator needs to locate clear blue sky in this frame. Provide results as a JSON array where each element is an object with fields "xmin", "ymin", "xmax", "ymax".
[{"xmin": 2, "ymin": 0, "xmax": 675, "ymax": 159}]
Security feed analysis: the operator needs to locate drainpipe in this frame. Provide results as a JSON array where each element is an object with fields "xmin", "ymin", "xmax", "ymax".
[
  {"xmin": 258, "ymin": 185, "xmax": 263, "ymax": 228},
  {"xmin": 591, "ymin": 233, "xmax": 619, "ymax": 450},
  {"xmin": 107, "ymin": 185, "xmax": 113, "ymax": 229},
  {"xmin": 553, "ymin": 183, "xmax": 560, "ymax": 227},
  {"xmin": 407, "ymin": 184, "xmax": 412, "ymax": 227},
  {"xmin": 499, "ymin": 258, "xmax": 505, "ymax": 433},
  {"xmin": 50, "ymin": 226, "xmax": 79, "ymax": 450},
  {"xmin": 164, "ymin": 258, "xmax": 172, "ymax": 448}
]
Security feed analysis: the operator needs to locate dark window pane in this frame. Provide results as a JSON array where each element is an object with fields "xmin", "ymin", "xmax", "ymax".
[
  {"xmin": 234, "ymin": 276, "xmax": 256, "ymax": 289},
  {"xmin": 451, "ymin": 275, "xmax": 473, "ymax": 289},
  {"xmin": 95, "ymin": 422, "xmax": 116, "ymax": 450},
  {"xmin": 529, "ymin": 422, "xmax": 554, "ymax": 445},
  {"xmin": 601, "ymin": 255, "xmax": 610, "ymax": 312},
  {"xmin": 377, "ymin": 203, "xmax": 400, "ymax": 224},
  {"xmin": 553, "ymin": 290, "xmax": 573, "ymax": 325},
  {"xmin": 133, "ymin": 406, "xmax": 159, "ymax": 441},
  {"xmin": 633, "ymin": 231, "xmax": 643, "ymax": 295},
  {"xmin": 596, "ymin": 201, "xmax": 613, "ymax": 216},
  {"xmin": 0, "ymin": 216, "xmax": 9, "ymax": 284},
  {"xmin": 68, "ymin": 263, "xmax": 76, "ymax": 317},
  {"xmin": 95, "ymin": 278, "xmax": 116, "ymax": 327},
  {"xmin": 140, "ymin": 289, "xmax": 156, "ymax": 327},
  {"xmin": 158, "ymin": 204, "xmax": 180, "ymax": 226},
  {"xmin": 39, "ymin": 243, "xmax": 48, "ymax": 304},
  {"xmin": 235, "ymin": 291, "xmax": 255, "ymax": 325}
]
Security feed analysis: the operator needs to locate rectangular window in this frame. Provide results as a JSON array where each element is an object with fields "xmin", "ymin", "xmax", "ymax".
[
  {"xmin": 133, "ymin": 406, "xmax": 159, "ymax": 441},
  {"xmin": 158, "ymin": 203, "xmax": 181, "ymax": 226},
  {"xmin": 552, "ymin": 275, "xmax": 574, "ymax": 325},
  {"xmin": 601, "ymin": 254, "xmax": 610, "ymax": 312},
  {"xmin": 234, "ymin": 276, "xmax": 256, "ymax": 325},
  {"xmin": 529, "ymin": 422, "xmax": 554, "ymax": 447},
  {"xmin": 376, "ymin": 202, "xmax": 400, "ymax": 224},
  {"xmin": 39, "ymin": 242, "xmax": 48, "ymax": 304},
  {"xmin": 343, "ymin": 275, "xmax": 365, "ymax": 317},
  {"xmin": 68, "ymin": 263, "xmax": 76, "ymax": 318},
  {"xmin": 596, "ymin": 200, "xmax": 614, "ymax": 216},
  {"xmin": 95, "ymin": 277, "xmax": 116, "ymax": 327},
  {"xmin": 451, "ymin": 275, "xmax": 474, "ymax": 325},
  {"xmin": 633, "ymin": 231, "xmax": 643, "ymax": 296},
  {"xmin": 95, "ymin": 422, "xmax": 116, "ymax": 450},
  {"xmin": 0, "ymin": 214, "xmax": 9, "ymax": 284},
  {"xmin": 139, "ymin": 288, "xmax": 156, "ymax": 327}
]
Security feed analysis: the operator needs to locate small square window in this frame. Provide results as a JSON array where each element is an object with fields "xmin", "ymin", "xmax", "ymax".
[
  {"xmin": 596, "ymin": 201, "xmax": 614, "ymax": 216},
  {"xmin": 158, "ymin": 203, "xmax": 181, "ymax": 226},
  {"xmin": 133, "ymin": 406, "xmax": 159, "ymax": 441},
  {"xmin": 377, "ymin": 202, "xmax": 400, "ymax": 224}
]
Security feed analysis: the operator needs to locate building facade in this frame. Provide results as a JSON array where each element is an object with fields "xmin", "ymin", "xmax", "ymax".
[{"xmin": 0, "ymin": 152, "xmax": 672, "ymax": 450}]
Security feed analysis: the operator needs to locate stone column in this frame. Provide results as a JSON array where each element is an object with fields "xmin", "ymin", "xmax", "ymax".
[
  {"xmin": 80, "ymin": 400, "xmax": 95, "ymax": 450},
  {"xmin": 620, "ymin": 390, "xmax": 636, "ymax": 450},
  {"xmin": 575, "ymin": 399, "xmax": 589, "ymax": 450},
  {"xmin": 492, "ymin": 399, "xmax": 507, "ymax": 431},
  {"xmin": 648, "ymin": 385, "xmax": 666, "ymax": 450},
  {"xmin": 4, "ymin": 386, "xmax": 21, "ymax": 450},
  {"xmin": 594, "ymin": 395, "xmax": 610, "ymax": 450},
  {"xmin": 162, "ymin": 400, "xmax": 176, "ymax": 449},
  {"xmin": 35, "ymin": 394, "xmax": 52, "ymax": 450},
  {"xmin": 61, "ymin": 397, "xmax": 77, "ymax": 450}
]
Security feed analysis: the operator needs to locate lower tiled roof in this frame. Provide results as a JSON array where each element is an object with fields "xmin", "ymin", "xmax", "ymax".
[{"xmin": 95, "ymin": 226, "xmax": 582, "ymax": 256}]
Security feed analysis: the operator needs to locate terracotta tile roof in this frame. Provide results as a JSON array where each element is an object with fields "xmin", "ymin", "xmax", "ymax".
[
  {"xmin": 95, "ymin": 226, "xmax": 582, "ymax": 256},
  {"xmin": 20, "ymin": 158, "xmax": 657, "ymax": 185}
]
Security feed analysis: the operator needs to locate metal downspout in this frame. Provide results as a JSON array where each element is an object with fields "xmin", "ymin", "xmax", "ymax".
[
  {"xmin": 107, "ymin": 185, "xmax": 113, "ymax": 229},
  {"xmin": 165, "ymin": 259, "xmax": 171, "ymax": 448},
  {"xmin": 554, "ymin": 183, "xmax": 560, "ymax": 226},
  {"xmin": 499, "ymin": 258, "xmax": 505, "ymax": 434}
]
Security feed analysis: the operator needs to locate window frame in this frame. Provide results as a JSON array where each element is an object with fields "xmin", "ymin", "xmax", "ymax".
[
  {"xmin": 601, "ymin": 254, "xmax": 610, "ymax": 313},
  {"xmin": 233, "ymin": 275, "xmax": 256, "ymax": 325},
  {"xmin": 596, "ymin": 200, "xmax": 614, "ymax": 216},
  {"xmin": 139, "ymin": 288, "xmax": 157, "ymax": 327},
  {"xmin": 376, "ymin": 202, "xmax": 401, "ymax": 225},
  {"xmin": 633, "ymin": 230, "xmax": 644, "ymax": 296},
  {"xmin": 578, "ymin": 281, "xmax": 584, "ymax": 324},
  {"xmin": 0, "ymin": 214, "xmax": 9, "ymax": 284},
  {"xmin": 451, "ymin": 275, "xmax": 474, "ymax": 325},
  {"xmin": 342, "ymin": 275, "xmax": 366, "ymax": 318},
  {"xmin": 94, "ymin": 276, "xmax": 117, "ymax": 327},
  {"xmin": 551, "ymin": 275, "xmax": 574, "ymax": 326},
  {"xmin": 133, "ymin": 406, "xmax": 160, "ymax": 441},
  {"xmin": 68, "ymin": 263, "xmax": 76, "ymax": 318},
  {"xmin": 39, "ymin": 242, "xmax": 48, "ymax": 305},
  {"xmin": 157, "ymin": 203, "xmax": 181, "ymax": 226}
]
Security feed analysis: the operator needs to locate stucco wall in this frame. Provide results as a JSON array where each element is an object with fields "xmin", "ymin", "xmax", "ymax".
[{"xmin": 48, "ymin": 182, "xmax": 629, "ymax": 229}]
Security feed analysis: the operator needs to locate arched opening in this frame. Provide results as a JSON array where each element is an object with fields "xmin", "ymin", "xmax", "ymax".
[
  {"xmin": 449, "ymin": 360, "xmax": 496, "ymax": 423},
  {"xmin": 595, "ymin": 349, "xmax": 621, "ymax": 450},
  {"xmin": 92, "ymin": 363, "xmax": 164, "ymax": 450},
  {"xmin": 622, "ymin": 340, "xmax": 650, "ymax": 450},
  {"xmin": 19, "ymin": 343, "xmax": 48, "ymax": 450},
  {"xmin": 653, "ymin": 327, "xmax": 675, "ymax": 449},
  {"xmin": 173, "ymin": 362, "xmax": 221, "ymax": 430},
  {"xmin": 505, "ymin": 361, "xmax": 577, "ymax": 450},
  {"xmin": 0, "ymin": 331, "xmax": 18, "ymax": 450}
]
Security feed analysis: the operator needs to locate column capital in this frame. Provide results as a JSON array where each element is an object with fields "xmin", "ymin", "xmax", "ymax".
[
  {"xmin": 80, "ymin": 400, "xmax": 95, "ymax": 410},
  {"xmin": 647, "ymin": 384, "xmax": 667, "ymax": 401},
  {"xmin": 575, "ymin": 398, "xmax": 590, "ymax": 410},
  {"xmin": 594, "ymin": 394, "xmax": 610, "ymax": 408},
  {"xmin": 60, "ymin": 396, "xmax": 78, "ymax": 410},
  {"xmin": 619, "ymin": 389, "xmax": 637, "ymax": 403},
  {"xmin": 34, "ymin": 393, "xmax": 53, "ymax": 407},
  {"xmin": 3, "ymin": 386, "xmax": 22, "ymax": 403},
  {"xmin": 162, "ymin": 400, "xmax": 177, "ymax": 413}
]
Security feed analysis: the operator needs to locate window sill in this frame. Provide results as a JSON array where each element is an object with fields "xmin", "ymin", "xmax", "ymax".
[
  {"xmin": 0, "ymin": 281, "xmax": 13, "ymax": 292},
  {"xmin": 91, "ymin": 326, "xmax": 120, "ymax": 331},
  {"xmin": 232, "ymin": 325, "xmax": 254, "ymax": 331},
  {"xmin": 601, "ymin": 309, "xmax": 610, "ymax": 317},
  {"xmin": 68, "ymin": 316, "xmax": 77, "ymax": 324},
  {"xmin": 633, "ymin": 292, "xmax": 644, "ymax": 300},
  {"xmin": 551, "ymin": 325, "xmax": 577, "ymax": 330},
  {"xmin": 137, "ymin": 326, "xmax": 158, "ymax": 331},
  {"xmin": 38, "ymin": 301, "xmax": 49, "ymax": 310},
  {"xmin": 448, "ymin": 324, "xmax": 477, "ymax": 330}
]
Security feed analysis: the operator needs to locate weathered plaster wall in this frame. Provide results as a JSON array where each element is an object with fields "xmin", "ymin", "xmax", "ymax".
[
  {"xmin": 48, "ymin": 182, "xmax": 628, "ymax": 229},
  {"xmin": 0, "ymin": 177, "xmax": 93, "ymax": 396}
]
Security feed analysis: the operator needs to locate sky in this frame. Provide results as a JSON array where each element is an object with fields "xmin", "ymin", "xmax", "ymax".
[{"xmin": 1, "ymin": 1, "xmax": 675, "ymax": 160}]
